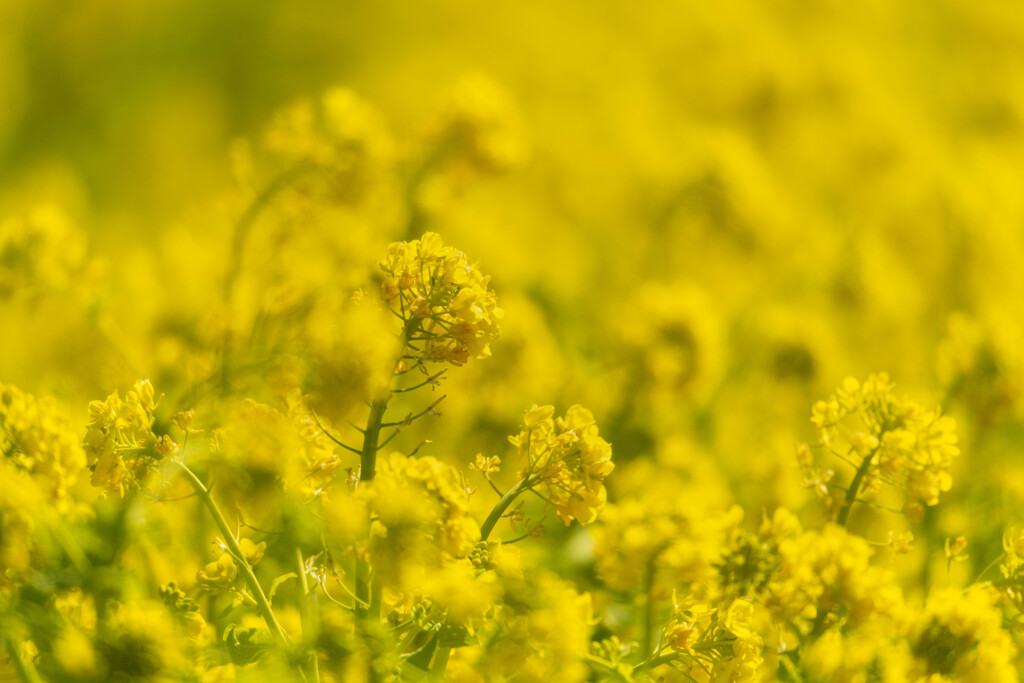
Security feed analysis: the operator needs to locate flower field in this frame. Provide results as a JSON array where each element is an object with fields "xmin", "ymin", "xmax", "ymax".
[{"xmin": 3, "ymin": 2, "xmax": 1024, "ymax": 681}]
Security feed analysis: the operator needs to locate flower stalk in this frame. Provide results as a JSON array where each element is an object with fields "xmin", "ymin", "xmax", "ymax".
[{"xmin": 175, "ymin": 461, "xmax": 290, "ymax": 646}]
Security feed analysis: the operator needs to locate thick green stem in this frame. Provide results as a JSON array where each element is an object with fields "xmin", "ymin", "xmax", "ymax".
[
  {"xmin": 360, "ymin": 398, "xmax": 389, "ymax": 482},
  {"xmin": 480, "ymin": 477, "xmax": 531, "ymax": 541},
  {"xmin": 355, "ymin": 395, "xmax": 389, "ymax": 621},
  {"xmin": 176, "ymin": 462, "xmax": 289, "ymax": 646},
  {"xmin": 836, "ymin": 448, "xmax": 876, "ymax": 526}
]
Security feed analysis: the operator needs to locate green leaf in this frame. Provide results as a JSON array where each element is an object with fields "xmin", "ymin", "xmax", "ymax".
[
  {"xmin": 436, "ymin": 623, "xmax": 477, "ymax": 649},
  {"xmin": 404, "ymin": 633, "xmax": 438, "ymax": 670},
  {"xmin": 223, "ymin": 625, "xmax": 273, "ymax": 665}
]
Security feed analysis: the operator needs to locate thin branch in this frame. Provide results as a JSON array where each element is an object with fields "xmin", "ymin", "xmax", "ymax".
[
  {"xmin": 393, "ymin": 369, "xmax": 447, "ymax": 393},
  {"xmin": 380, "ymin": 395, "xmax": 447, "ymax": 428},
  {"xmin": 311, "ymin": 413, "xmax": 362, "ymax": 455}
]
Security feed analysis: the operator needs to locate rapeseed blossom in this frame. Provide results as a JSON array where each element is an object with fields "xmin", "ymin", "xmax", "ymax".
[
  {"xmin": 808, "ymin": 373, "xmax": 960, "ymax": 520},
  {"xmin": 4, "ymin": 5, "xmax": 1024, "ymax": 680},
  {"xmin": 379, "ymin": 231, "xmax": 502, "ymax": 367},
  {"xmin": 507, "ymin": 404, "xmax": 614, "ymax": 526}
]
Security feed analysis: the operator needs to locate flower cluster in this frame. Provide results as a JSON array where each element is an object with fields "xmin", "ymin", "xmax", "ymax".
[
  {"xmin": 662, "ymin": 596, "xmax": 764, "ymax": 678},
  {"xmin": 264, "ymin": 87, "xmax": 394, "ymax": 205},
  {"xmin": 196, "ymin": 538, "xmax": 266, "ymax": 593},
  {"xmin": 379, "ymin": 231, "xmax": 502, "ymax": 367},
  {"xmin": 508, "ymin": 404, "xmax": 614, "ymax": 526},
  {"xmin": 808, "ymin": 373, "xmax": 960, "ymax": 518},
  {"xmin": 360, "ymin": 452, "xmax": 480, "ymax": 563},
  {"xmin": 1, "ymin": 382, "xmax": 85, "ymax": 512},
  {"xmin": 85, "ymin": 379, "xmax": 177, "ymax": 498}
]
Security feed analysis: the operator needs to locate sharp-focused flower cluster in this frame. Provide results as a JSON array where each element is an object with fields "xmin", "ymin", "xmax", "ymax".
[
  {"xmin": 807, "ymin": 373, "xmax": 960, "ymax": 518},
  {"xmin": 84, "ymin": 379, "xmax": 177, "ymax": 498},
  {"xmin": 379, "ymin": 231, "xmax": 502, "ymax": 367},
  {"xmin": 508, "ymin": 404, "xmax": 614, "ymax": 526}
]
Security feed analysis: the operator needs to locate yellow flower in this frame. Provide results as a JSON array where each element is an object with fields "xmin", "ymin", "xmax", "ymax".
[
  {"xmin": 197, "ymin": 553, "xmax": 238, "ymax": 592},
  {"xmin": 0, "ymin": 382, "xmax": 86, "ymax": 513},
  {"xmin": 238, "ymin": 537, "xmax": 267, "ymax": 566},
  {"xmin": 508, "ymin": 404, "xmax": 613, "ymax": 526},
  {"xmin": 378, "ymin": 232, "xmax": 502, "ymax": 367},
  {"xmin": 807, "ymin": 373, "xmax": 960, "ymax": 517},
  {"xmin": 85, "ymin": 380, "xmax": 174, "ymax": 498},
  {"xmin": 723, "ymin": 599, "xmax": 756, "ymax": 639}
]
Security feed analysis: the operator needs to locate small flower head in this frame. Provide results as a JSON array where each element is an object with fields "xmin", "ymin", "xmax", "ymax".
[
  {"xmin": 85, "ymin": 380, "xmax": 175, "ymax": 498},
  {"xmin": 809, "ymin": 373, "xmax": 960, "ymax": 517},
  {"xmin": 1, "ymin": 382, "xmax": 86, "ymax": 512},
  {"xmin": 379, "ymin": 232, "xmax": 502, "ymax": 367},
  {"xmin": 508, "ymin": 404, "xmax": 613, "ymax": 526}
]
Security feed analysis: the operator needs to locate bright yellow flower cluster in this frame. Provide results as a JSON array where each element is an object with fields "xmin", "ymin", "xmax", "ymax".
[
  {"xmin": 85, "ymin": 379, "xmax": 176, "ymax": 498},
  {"xmin": 662, "ymin": 596, "xmax": 764, "ymax": 678},
  {"xmin": 196, "ymin": 538, "xmax": 266, "ymax": 594},
  {"xmin": 591, "ymin": 496, "xmax": 726, "ymax": 592},
  {"xmin": 208, "ymin": 394, "xmax": 342, "ymax": 507},
  {"xmin": 904, "ymin": 587, "xmax": 1017, "ymax": 682},
  {"xmin": 379, "ymin": 231, "xmax": 502, "ymax": 367},
  {"xmin": 508, "ymin": 404, "xmax": 614, "ymax": 525},
  {"xmin": 809, "ymin": 373, "xmax": 960, "ymax": 518},
  {"xmin": 0, "ymin": 382, "xmax": 85, "ymax": 512}
]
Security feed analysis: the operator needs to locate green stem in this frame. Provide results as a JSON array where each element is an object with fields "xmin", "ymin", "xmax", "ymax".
[
  {"xmin": 632, "ymin": 639, "xmax": 735, "ymax": 675},
  {"xmin": 836, "ymin": 448, "xmax": 876, "ymax": 527},
  {"xmin": 359, "ymin": 318, "xmax": 422, "ymax": 483},
  {"xmin": 176, "ymin": 461, "xmax": 289, "ymax": 646},
  {"xmin": 4, "ymin": 635, "xmax": 43, "ymax": 683},
  {"xmin": 355, "ymin": 394, "xmax": 389, "ymax": 621},
  {"xmin": 360, "ymin": 398, "xmax": 389, "ymax": 482},
  {"xmin": 480, "ymin": 477, "xmax": 532, "ymax": 541},
  {"xmin": 295, "ymin": 547, "xmax": 321, "ymax": 683},
  {"xmin": 779, "ymin": 651, "xmax": 805, "ymax": 682},
  {"xmin": 633, "ymin": 652, "xmax": 679, "ymax": 675},
  {"xmin": 640, "ymin": 553, "xmax": 659, "ymax": 663}
]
